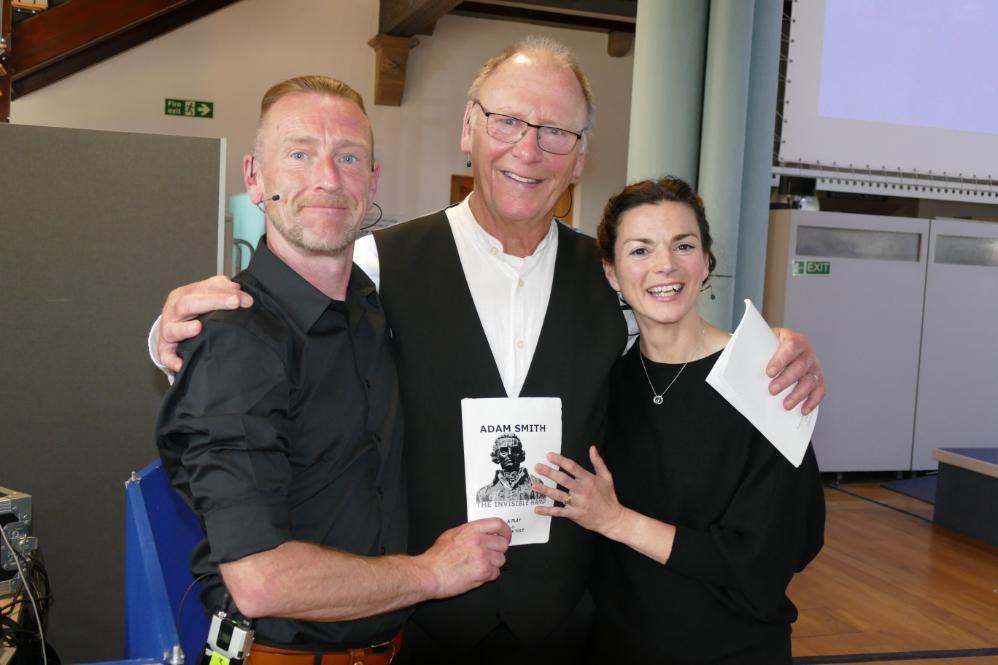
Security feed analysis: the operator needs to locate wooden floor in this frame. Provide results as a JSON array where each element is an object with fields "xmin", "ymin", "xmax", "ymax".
[{"xmin": 789, "ymin": 482, "xmax": 998, "ymax": 664}]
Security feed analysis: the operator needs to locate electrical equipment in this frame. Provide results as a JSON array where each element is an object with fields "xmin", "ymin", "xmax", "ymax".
[
  {"xmin": 0, "ymin": 487, "xmax": 38, "ymax": 597},
  {"xmin": 201, "ymin": 608, "xmax": 254, "ymax": 665}
]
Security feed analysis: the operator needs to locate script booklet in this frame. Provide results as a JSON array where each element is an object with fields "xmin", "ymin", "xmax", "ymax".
[
  {"xmin": 705, "ymin": 299, "xmax": 818, "ymax": 468},
  {"xmin": 461, "ymin": 397, "xmax": 561, "ymax": 546}
]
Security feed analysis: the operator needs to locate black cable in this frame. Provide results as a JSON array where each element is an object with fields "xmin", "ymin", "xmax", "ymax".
[
  {"xmin": 554, "ymin": 191, "xmax": 573, "ymax": 220},
  {"xmin": 175, "ymin": 573, "xmax": 211, "ymax": 638},
  {"xmin": 26, "ymin": 550, "xmax": 52, "ymax": 620},
  {"xmin": 0, "ymin": 527, "xmax": 47, "ymax": 665},
  {"xmin": 1, "ymin": 548, "xmax": 53, "ymax": 654},
  {"xmin": 8, "ymin": 551, "xmax": 52, "ymax": 621},
  {"xmin": 361, "ymin": 202, "xmax": 384, "ymax": 231}
]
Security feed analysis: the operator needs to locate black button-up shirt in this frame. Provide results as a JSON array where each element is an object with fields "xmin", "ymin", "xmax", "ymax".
[{"xmin": 156, "ymin": 238, "xmax": 407, "ymax": 649}]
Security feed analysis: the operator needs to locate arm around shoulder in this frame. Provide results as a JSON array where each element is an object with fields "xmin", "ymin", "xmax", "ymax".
[
  {"xmin": 154, "ymin": 275, "xmax": 253, "ymax": 373},
  {"xmin": 768, "ymin": 327, "xmax": 826, "ymax": 414}
]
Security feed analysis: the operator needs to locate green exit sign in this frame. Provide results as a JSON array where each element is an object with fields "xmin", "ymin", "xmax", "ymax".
[
  {"xmin": 793, "ymin": 260, "xmax": 831, "ymax": 275},
  {"xmin": 165, "ymin": 98, "xmax": 214, "ymax": 118}
]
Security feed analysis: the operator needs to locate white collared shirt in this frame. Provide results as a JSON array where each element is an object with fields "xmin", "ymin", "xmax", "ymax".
[{"xmin": 353, "ymin": 196, "xmax": 558, "ymax": 398}]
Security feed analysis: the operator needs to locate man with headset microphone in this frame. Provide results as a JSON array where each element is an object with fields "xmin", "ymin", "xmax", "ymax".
[{"xmin": 156, "ymin": 75, "xmax": 510, "ymax": 665}]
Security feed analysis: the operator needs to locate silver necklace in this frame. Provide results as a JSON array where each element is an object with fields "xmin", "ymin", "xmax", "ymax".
[{"xmin": 639, "ymin": 328, "xmax": 703, "ymax": 405}]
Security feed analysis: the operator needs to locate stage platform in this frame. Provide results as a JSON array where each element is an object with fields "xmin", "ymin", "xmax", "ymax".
[{"xmin": 932, "ymin": 447, "xmax": 998, "ymax": 547}]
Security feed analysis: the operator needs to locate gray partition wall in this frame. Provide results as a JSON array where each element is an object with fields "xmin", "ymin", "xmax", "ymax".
[
  {"xmin": 0, "ymin": 124, "xmax": 224, "ymax": 662},
  {"xmin": 764, "ymin": 210, "xmax": 931, "ymax": 472}
]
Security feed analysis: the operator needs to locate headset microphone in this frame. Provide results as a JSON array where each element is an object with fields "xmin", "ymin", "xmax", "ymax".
[{"xmin": 255, "ymin": 194, "xmax": 280, "ymax": 212}]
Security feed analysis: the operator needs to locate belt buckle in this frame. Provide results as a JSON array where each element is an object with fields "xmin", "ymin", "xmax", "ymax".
[
  {"xmin": 365, "ymin": 632, "xmax": 401, "ymax": 662},
  {"xmin": 368, "ymin": 637, "xmax": 395, "ymax": 654}
]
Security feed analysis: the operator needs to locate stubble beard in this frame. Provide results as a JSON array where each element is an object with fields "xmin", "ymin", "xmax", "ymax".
[{"xmin": 271, "ymin": 208, "xmax": 362, "ymax": 256}]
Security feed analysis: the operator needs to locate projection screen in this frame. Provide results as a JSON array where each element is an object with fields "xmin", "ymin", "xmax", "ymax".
[{"xmin": 778, "ymin": 0, "xmax": 998, "ymax": 201}]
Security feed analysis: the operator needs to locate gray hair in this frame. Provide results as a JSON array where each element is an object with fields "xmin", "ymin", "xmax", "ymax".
[{"xmin": 467, "ymin": 36, "xmax": 596, "ymax": 138}]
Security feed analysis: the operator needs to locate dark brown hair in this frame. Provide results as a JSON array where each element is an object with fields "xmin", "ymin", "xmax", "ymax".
[{"xmin": 597, "ymin": 176, "xmax": 717, "ymax": 280}]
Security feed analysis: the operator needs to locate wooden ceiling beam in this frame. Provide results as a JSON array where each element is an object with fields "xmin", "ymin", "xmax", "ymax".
[
  {"xmin": 451, "ymin": 1, "xmax": 635, "ymax": 34},
  {"xmin": 607, "ymin": 30, "xmax": 632, "ymax": 57},
  {"xmin": 368, "ymin": 34, "xmax": 419, "ymax": 106},
  {"xmin": 9, "ymin": 0, "xmax": 241, "ymax": 99},
  {"xmin": 372, "ymin": 0, "xmax": 460, "ymax": 106},
  {"xmin": 378, "ymin": 0, "xmax": 462, "ymax": 36},
  {"xmin": 495, "ymin": 0, "xmax": 636, "ymax": 16},
  {"xmin": 10, "ymin": 0, "xmax": 194, "ymax": 78}
]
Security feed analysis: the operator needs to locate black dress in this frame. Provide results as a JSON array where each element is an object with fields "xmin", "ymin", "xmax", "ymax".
[{"xmin": 590, "ymin": 346, "xmax": 825, "ymax": 664}]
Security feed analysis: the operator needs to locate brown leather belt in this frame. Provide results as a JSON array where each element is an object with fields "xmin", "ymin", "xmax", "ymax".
[{"xmin": 248, "ymin": 631, "xmax": 402, "ymax": 665}]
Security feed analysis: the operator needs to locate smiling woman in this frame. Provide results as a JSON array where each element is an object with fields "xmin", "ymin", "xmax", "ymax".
[
  {"xmin": 531, "ymin": 176, "xmax": 826, "ymax": 663},
  {"xmin": 599, "ymin": 179, "xmax": 715, "ymax": 340}
]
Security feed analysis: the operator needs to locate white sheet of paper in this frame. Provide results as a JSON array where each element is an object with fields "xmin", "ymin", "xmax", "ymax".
[
  {"xmin": 461, "ymin": 397, "xmax": 561, "ymax": 545},
  {"xmin": 705, "ymin": 299, "xmax": 818, "ymax": 467}
]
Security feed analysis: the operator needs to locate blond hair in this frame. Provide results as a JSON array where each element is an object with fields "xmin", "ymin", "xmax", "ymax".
[
  {"xmin": 468, "ymin": 36, "xmax": 596, "ymax": 134},
  {"xmin": 253, "ymin": 75, "xmax": 370, "ymax": 156}
]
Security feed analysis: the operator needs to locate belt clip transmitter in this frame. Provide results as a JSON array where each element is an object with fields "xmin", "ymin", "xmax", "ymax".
[{"xmin": 201, "ymin": 606, "xmax": 254, "ymax": 665}]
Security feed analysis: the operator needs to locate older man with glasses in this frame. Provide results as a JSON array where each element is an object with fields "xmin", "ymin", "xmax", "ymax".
[{"xmin": 153, "ymin": 37, "xmax": 824, "ymax": 663}]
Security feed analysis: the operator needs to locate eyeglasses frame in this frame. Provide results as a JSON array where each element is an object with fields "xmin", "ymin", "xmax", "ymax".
[{"xmin": 471, "ymin": 100, "xmax": 585, "ymax": 155}]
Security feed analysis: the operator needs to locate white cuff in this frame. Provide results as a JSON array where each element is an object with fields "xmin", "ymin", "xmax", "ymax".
[{"xmin": 148, "ymin": 316, "xmax": 176, "ymax": 384}]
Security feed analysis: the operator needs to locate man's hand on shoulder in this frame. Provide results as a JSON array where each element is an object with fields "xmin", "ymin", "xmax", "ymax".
[
  {"xmin": 160, "ymin": 275, "xmax": 253, "ymax": 372},
  {"xmin": 418, "ymin": 518, "xmax": 512, "ymax": 599},
  {"xmin": 767, "ymin": 327, "xmax": 825, "ymax": 415}
]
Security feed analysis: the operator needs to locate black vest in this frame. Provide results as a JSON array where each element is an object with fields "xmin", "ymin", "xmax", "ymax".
[{"xmin": 375, "ymin": 211, "xmax": 626, "ymax": 650}]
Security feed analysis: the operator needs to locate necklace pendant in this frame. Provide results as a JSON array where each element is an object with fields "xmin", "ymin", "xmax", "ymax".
[{"xmin": 652, "ymin": 395, "xmax": 664, "ymax": 405}]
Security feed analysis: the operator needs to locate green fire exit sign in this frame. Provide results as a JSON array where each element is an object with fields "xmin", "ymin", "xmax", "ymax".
[
  {"xmin": 793, "ymin": 260, "xmax": 831, "ymax": 275},
  {"xmin": 165, "ymin": 98, "xmax": 214, "ymax": 118}
]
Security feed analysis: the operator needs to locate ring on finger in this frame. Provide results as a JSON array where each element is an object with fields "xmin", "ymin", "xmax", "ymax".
[{"xmin": 563, "ymin": 491, "xmax": 572, "ymax": 505}]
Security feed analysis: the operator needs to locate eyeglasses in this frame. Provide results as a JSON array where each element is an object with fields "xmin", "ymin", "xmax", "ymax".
[{"xmin": 473, "ymin": 101, "xmax": 584, "ymax": 155}]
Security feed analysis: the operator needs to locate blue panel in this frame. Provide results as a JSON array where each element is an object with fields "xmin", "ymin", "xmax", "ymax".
[
  {"xmin": 229, "ymin": 193, "xmax": 265, "ymax": 271},
  {"xmin": 881, "ymin": 475, "xmax": 937, "ymax": 504},
  {"xmin": 124, "ymin": 460, "xmax": 209, "ymax": 664}
]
